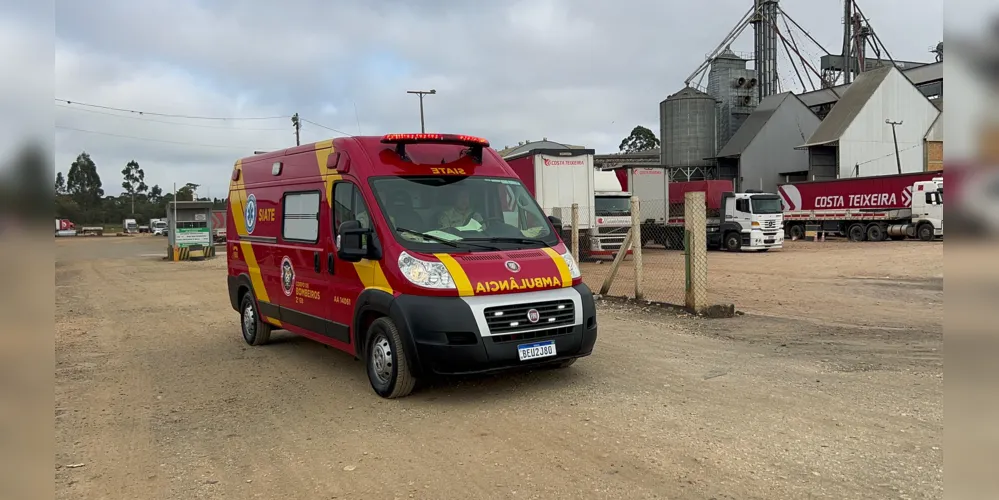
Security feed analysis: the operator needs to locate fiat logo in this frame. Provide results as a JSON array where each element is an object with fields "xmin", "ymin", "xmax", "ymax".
[
  {"xmin": 526, "ymin": 309, "xmax": 540, "ymax": 323},
  {"xmin": 505, "ymin": 260, "xmax": 521, "ymax": 273}
]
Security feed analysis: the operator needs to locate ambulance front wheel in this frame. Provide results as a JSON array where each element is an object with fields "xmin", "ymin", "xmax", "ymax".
[
  {"xmin": 365, "ymin": 317, "xmax": 417, "ymax": 399},
  {"xmin": 239, "ymin": 293, "xmax": 272, "ymax": 346}
]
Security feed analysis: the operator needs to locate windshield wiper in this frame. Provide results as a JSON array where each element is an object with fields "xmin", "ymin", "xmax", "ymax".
[
  {"xmin": 463, "ymin": 236, "xmax": 548, "ymax": 246},
  {"xmin": 395, "ymin": 227, "xmax": 500, "ymax": 250}
]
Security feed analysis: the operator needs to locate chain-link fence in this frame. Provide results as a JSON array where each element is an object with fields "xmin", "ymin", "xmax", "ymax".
[{"xmin": 561, "ymin": 193, "xmax": 710, "ymax": 311}]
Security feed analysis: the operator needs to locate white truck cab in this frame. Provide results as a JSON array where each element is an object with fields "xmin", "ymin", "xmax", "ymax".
[
  {"xmin": 908, "ymin": 177, "xmax": 944, "ymax": 240},
  {"xmin": 718, "ymin": 191, "xmax": 784, "ymax": 251},
  {"xmin": 591, "ymin": 170, "xmax": 631, "ymax": 256},
  {"xmin": 151, "ymin": 219, "xmax": 168, "ymax": 236}
]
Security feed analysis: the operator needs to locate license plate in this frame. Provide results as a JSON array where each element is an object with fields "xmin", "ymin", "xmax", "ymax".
[
  {"xmin": 764, "ymin": 239, "xmax": 775, "ymax": 244},
  {"xmin": 517, "ymin": 340, "xmax": 557, "ymax": 361}
]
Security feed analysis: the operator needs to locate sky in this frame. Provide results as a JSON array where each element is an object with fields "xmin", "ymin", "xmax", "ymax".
[{"xmin": 2, "ymin": 0, "xmax": 963, "ymax": 198}]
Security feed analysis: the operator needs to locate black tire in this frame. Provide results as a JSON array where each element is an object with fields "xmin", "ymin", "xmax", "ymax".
[
  {"xmin": 365, "ymin": 317, "xmax": 417, "ymax": 399},
  {"xmin": 847, "ymin": 224, "xmax": 866, "ymax": 242},
  {"xmin": 724, "ymin": 232, "xmax": 742, "ymax": 252},
  {"xmin": 918, "ymin": 223, "xmax": 935, "ymax": 241},
  {"xmin": 789, "ymin": 224, "xmax": 805, "ymax": 240},
  {"xmin": 239, "ymin": 293, "xmax": 272, "ymax": 346},
  {"xmin": 866, "ymin": 224, "xmax": 885, "ymax": 242}
]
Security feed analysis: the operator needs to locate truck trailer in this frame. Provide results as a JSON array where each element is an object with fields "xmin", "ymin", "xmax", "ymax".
[
  {"xmin": 614, "ymin": 170, "xmax": 783, "ymax": 252},
  {"xmin": 778, "ymin": 172, "xmax": 943, "ymax": 242},
  {"xmin": 504, "ymin": 148, "xmax": 629, "ymax": 258}
]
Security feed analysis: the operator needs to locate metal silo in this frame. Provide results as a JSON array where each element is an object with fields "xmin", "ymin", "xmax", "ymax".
[{"xmin": 659, "ymin": 86, "xmax": 717, "ymax": 169}]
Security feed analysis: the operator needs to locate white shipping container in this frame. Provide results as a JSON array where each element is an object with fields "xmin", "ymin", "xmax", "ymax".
[
  {"xmin": 627, "ymin": 167, "xmax": 669, "ymax": 223},
  {"xmin": 533, "ymin": 153, "xmax": 595, "ymax": 229}
]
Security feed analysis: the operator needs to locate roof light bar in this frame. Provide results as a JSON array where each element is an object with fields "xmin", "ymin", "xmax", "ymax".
[
  {"xmin": 381, "ymin": 133, "xmax": 490, "ymax": 147},
  {"xmin": 381, "ymin": 133, "xmax": 490, "ymax": 163}
]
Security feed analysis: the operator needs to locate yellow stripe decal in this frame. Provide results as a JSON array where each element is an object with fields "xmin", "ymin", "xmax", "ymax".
[
  {"xmin": 542, "ymin": 247, "xmax": 572, "ymax": 288},
  {"xmin": 239, "ymin": 241, "xmax": 270, "ymax": 303},
  {"xmin": 434, "ymin": 253, "xmax": 474, "ymax": 296}
]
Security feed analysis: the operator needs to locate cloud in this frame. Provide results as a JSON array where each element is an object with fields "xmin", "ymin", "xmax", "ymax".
[{"xmin": 41, "ymin": 0, "xmax": 947, "ymax": 197}]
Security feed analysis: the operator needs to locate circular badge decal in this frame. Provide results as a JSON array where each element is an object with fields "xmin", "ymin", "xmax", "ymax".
[
  {"xmin": 244, "ymin": 194, "xmax": 257, "ymax": 234},
  {"xmin": 505, "ymin": 260, "xmax": 521, "ymax": 273},
  {"xmin": 526, "ymin": 308, "xmax": 541, "ymax": 324},
  {"xmin": 280, "ymin": 256, "xmax": 295, "ymax": 297}
]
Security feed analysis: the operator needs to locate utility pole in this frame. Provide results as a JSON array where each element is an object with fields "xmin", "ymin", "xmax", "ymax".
[
  {"xmin": 291, "ymin": 113, "xmax": 301, "ymax": 146},
  {"xmin": 406, "ymin": 89, "xmax": 436, "ymax": 133},
  {"xmin": 886, "ymin": 119, "xmax": 903, "ymax": 174}
]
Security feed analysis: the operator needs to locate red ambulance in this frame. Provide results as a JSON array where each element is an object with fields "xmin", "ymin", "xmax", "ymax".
[{"xmin": 226, "ymin": 133, "xmax": 598, "ymax": 398}]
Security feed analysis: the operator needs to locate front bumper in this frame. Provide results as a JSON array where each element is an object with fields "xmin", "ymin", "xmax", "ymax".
[{"xmin": 389, "ymin": 284, "xmax": 599, "ymax": 377}]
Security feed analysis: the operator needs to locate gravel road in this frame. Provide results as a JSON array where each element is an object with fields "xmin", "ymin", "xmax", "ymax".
[{"xmin": 55, "ymin": 236, "xmax": 942, "ymax": 499}]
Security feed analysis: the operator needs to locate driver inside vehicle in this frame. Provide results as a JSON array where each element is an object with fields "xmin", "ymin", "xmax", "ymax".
[{"xmin": 438, "ymin": 190, "xmax": 483, "ymax": 230}]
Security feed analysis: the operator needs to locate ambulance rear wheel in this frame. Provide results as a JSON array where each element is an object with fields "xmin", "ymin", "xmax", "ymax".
[
  {"xmin": 365, "ymin": 317, "xmax": 416, "ymax": 399},
  {"xmin": 239, "ymin": 293, "xmax": 271, "ymax": 346}
]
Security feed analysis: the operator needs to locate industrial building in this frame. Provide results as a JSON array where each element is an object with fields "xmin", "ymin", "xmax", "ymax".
[
  {"xmin": 798, "ymin": 65, "xmax": 940, "ymax": 180},
  {"xmin": 714, "ymin": 92, "xmax": 821, "ymax": 192}
]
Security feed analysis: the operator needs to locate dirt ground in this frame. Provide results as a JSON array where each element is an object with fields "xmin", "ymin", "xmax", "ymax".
[
  {"xmin": 581, "ymin": 239, "xmax": 944, "ymax": 331},
  {"xmin": 55, "ymin": 235, "xmax": 942, "ymax": 500}
]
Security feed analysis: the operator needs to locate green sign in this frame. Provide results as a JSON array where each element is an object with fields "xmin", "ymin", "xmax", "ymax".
[{"xmin": 175, "ymin": 227, "xmax": 211, "ymax": 247}]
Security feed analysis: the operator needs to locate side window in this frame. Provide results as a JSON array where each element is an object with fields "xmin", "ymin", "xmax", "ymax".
[
  {"xmin": 925, "ymin": 192, "xmax": 934, "ymax": 204},
  {"xmin": 282, "ymin": 191, "xmax": 320, "ymax": 242},
  {"xmin": 736, "ymin": 199, "xmax": 750, "ymax": 213},
  {"xmin": 333, "ymin": 182, "xmax": 372, "ymax": 234}
]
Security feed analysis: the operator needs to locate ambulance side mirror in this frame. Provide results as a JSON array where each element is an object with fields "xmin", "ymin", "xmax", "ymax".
[
  {"xmin": 337, "ymin": 220, "xmax": 374, "ymax": 262},
  {"xmin": 547, "ymin": 215, "xmax": 563, "ymax": 228}
]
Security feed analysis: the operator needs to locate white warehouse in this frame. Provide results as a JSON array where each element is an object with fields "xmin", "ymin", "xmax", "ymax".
[{"xmin": 798, "ymin": 65, "xmax": 940, "ymax": 180}]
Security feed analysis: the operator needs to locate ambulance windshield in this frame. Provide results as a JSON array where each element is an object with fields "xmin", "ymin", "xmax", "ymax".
[{"xmin": 369, "ymin": 176, "xmax": 560, "ymax": 251}]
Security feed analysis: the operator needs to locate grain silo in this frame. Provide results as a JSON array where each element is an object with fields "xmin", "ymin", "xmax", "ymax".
[{"xmin": 659, "ymin": 86, "xmax": 718, "ymax": 179}]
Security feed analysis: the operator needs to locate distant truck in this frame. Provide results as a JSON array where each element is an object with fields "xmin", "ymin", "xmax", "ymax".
[
  {"xmin": 211, "ymin": 209, "xmax": 226, "ymax": 243},
  {"xmin": 504, "ymin": 148, "xmax": 629, "ymax": 258},
  {"xmin": 55, "ymin": 218, "xmax": 77, "ymax": 237},
  {"xmin": 150, "ymin": 218, "xmax": 168, "ymax": 236},
  {"xmin": 614, "ymin": 170, "xmax": 783, "ymax": 251},
  {"xmin": 122, "ymin": 218, "xmax": 138, "ymax": 234},
  {"xmin": 778, "ymin": 172, "xmax": 943, "ymax": 241}
]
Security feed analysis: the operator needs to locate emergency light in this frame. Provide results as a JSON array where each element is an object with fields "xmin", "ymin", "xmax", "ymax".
[{"xmin": 381, "ymin": 133, "xmax": 490, "ymax": 163}]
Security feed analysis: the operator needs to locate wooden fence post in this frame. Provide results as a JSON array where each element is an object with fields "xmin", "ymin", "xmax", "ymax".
[
  {"xmin": 570, "ymin": 203, "xmax": 580, "ymax": 262},
  {"xmin": 684, "ymin": 191, "xmax": 708, "ymax": 312},
  {"xmin": 599, "ymin": 228, "xmax": 632, "ymax": 296},
  {"xmin": 631, "ymin": 196, "xmax": 643, "ymax": 300}
]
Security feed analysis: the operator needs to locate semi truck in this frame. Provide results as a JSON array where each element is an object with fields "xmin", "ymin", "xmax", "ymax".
[
  {"xmin": 122, "ymin": 218, "xmax": 138, "ymax": 234},
  {"xmin": 614, "ymin": 169, "xmax": 783, "ymax": 251},
  {"xmin": 504, "ymin": 148, "xmax": 629, "ymax": 258},
  {"xmin": 150, "ymin": 218, "xmax": 168, "ymax": 236},
  {"xmin": 55, "ymin": 218, "xmax": 76, "ymax": 237},
  {"xmin": 778, "ymin": 172, "xmax": 944, "ymax": 242}
]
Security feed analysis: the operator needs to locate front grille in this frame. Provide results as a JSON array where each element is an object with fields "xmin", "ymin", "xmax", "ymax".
[
  {"xmin": 762, "ymin": 219, "xmax": 778, "ymax": 230},
  {"xmin": 484, "ymin": 299, "xmax": 575, "ymax": 335},
  {"xmin": 597, "ymin": 226, "xmax": 629, "ymax": 235},
  {"xmin": 490, "ymin": 326, "xmax": 573, "ymax": 343}
]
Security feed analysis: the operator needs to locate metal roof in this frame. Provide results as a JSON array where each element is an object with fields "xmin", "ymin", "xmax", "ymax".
[
  {"xmin": 798, "ymin": 61, "xmax": 942, "ymax": 107},
  {"xmin": 496, "ymin": 140, "xmax": 584, "ymax": 158},
  {"xmin": 715, "ymin": 92, "xmax": 798, "ymax": 158},
  {"xmin": 799, "ymin": 66, "xmax": 894, "ymax": 148}
]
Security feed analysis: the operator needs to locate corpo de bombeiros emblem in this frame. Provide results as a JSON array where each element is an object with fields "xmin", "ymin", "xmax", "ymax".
[
  {"xmin": 280, "ymin": 256, "xmax": 295, "ymax": 296},
  {"xmin": 505, "ymin": 260, "xmax": 521, "ymax": 273}
]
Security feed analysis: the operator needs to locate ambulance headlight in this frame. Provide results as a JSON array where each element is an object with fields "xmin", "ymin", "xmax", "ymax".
[
  {"xmin": 398, "ymin": 251, "xmax": 456, "ymax": 289},
  {"xmin": 559, "ymin": 250, "xmax": 581, "ymax": 280}
]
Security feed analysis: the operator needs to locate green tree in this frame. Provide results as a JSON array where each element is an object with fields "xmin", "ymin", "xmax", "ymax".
[
  {"xmin": 66, "ymin": 152, "xmax": 104, "ymax": 211},
  {"xmin": 175, "ymin": 182, "xmax": 199, "ymax": 201},
  {"xmin": 618, "ymin": 125, "xmax": 660, "ymax": 153},
  {"xmin": 55, "ymin": 172, "xmax": 67, "ymax": 195},
  {"xmin": 121, "ymin": 160, "xmax": 148, "ymax": 216}
]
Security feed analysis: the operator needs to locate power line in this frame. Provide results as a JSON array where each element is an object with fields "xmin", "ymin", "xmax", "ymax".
[
  {"xmin": 54, "ymin": 98, "xmax": 289, "ymax": 121},
  {"xmin": 299, "ymin": 117, "xmax": 352, "ymax": 137},
  {"xmin": 55, "ymin": 125, "xmax": 280, "ymax": 150},
  {"xmin": 55, "ymin": 104, "xmax": 288, "ymax": 131}
]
